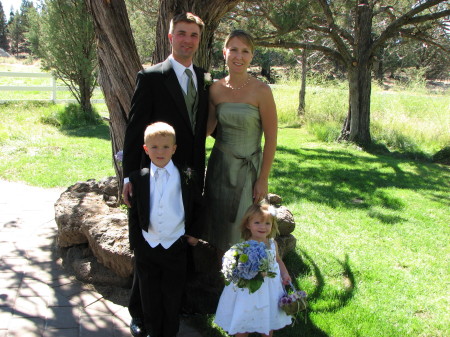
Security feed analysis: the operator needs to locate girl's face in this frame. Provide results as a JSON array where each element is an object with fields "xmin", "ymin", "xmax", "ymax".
[
  {"xmin": 247, "ymin": 213, "xmax": 272, "ymax": 242},
  {"xmin": 223, "ymin": 37, "xmax": 253, "ymax": 74}
]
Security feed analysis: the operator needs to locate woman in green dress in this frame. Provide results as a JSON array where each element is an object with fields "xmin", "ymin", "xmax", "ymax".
[{"xmin": 203, "ymin": 30, "xmax": 278, "ymax": 252}]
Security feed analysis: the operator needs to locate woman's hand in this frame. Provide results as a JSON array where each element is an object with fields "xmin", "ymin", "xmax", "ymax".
[{"xmin": 253, "ymin": 177, "xmax": 268, "ymax": 203}]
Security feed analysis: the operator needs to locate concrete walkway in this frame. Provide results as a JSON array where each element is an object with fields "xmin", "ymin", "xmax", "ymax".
[{"xmin": 0, "ymin": 180, "xmax": 202, "ymax": 337}]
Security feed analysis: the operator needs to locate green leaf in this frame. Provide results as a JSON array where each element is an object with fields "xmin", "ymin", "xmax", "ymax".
[{"xmin": 248, "ymin": 273, "xmax": 264, "ymax": 293}]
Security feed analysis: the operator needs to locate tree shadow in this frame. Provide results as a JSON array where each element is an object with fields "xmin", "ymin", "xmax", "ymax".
[
  {"xmin": 271, "ymin": 145, "xmax": 449, "ymax": 225},
  {"xmin": 59, "ymin": 123, "xmax": 111, "ymax": 141},
  {"xmin": 276, "ymin": 249, "xmax": 355, "ymax": 336}
]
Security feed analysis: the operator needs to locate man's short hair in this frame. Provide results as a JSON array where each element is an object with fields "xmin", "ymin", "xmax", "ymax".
[{"xmin": 169, "ymin": 12, "xmax": 204, "ymax": 34}]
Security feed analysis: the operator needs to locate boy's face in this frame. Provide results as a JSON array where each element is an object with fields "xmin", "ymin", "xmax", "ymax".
[{"xmin": 143, "ymin": 134, "xmax": 177, "ymax": 168}]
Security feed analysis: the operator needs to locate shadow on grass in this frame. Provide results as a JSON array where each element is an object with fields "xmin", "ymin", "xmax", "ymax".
[
  {"xmin": 272, "ymin": 145, "xmax": 450, "ymax": 222},
  {"xmin": 60, "ymin": 123, "xmax": 111, "ymax": 141},
  {"xmin": 276, "ymin": 250, "xmax": 355, "ymax": 337}
]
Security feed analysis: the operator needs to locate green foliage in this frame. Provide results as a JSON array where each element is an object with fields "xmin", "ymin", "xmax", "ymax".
[
  {"xmin": 0, "ymin": 2, "xmax": 8, "ymax": 51},
  {"xmin": 38, "ymin": 0, "xmax": 97, "ymax": 114},
  {"xmin": 6, "ymin": 10, "xmax": 22, "ymax": 55},
  {"xmin": 125, "ymin": 0, "xmax": 158, "ymax": 63},
  {"xmin": 40, "ymin": 103, "xmax": 102, "ymax": 129},
  {"xmin": 23, "ymin": 5, "xmax": 40, "ymax": 57}
]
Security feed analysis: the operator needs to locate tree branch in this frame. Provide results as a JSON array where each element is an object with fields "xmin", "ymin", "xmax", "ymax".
[
  {"xmin": 255, "ymin": 39, "xmax": 345, "ymax": 65},
  {"xmin": 316, "ymin": 0, "xmax": 352, "ymax": 62},
  {"xmin": 399, "ymin": 29, "xmax": 450, "ymax": 53},
  {"xmin": 372, "ymin": 0, "xmax": 449, "ymax": 52}
]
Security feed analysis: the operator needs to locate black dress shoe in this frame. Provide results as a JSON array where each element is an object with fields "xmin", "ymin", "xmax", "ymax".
[{"xmin": 130, "ymin": 317, "xmax": 147, "ymax": 337}]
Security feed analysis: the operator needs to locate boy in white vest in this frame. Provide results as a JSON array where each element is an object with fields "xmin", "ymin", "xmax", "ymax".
[{"xmin": 128, "ymin": 122, "xmax": 203, "ymax": 337}]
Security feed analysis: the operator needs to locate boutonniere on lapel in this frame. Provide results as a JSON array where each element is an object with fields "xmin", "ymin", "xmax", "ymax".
[
  {"xmin": 182, "ymin": 167, "xmax": 196, "ymax": 186},
  {"xmin": 204, "ymin": 72, "xmax": 213, "ymax": 88}
]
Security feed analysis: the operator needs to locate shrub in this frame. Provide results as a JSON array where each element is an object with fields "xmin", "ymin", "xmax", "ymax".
[{"xmin": 40, "ymin": 103, "xmax": 102, "ymax": 129}]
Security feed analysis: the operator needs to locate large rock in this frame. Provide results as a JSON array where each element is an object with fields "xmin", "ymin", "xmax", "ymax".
[
  {"xmin": 54, "ymin": 178, "xmax": 297, "ymax": 313},
  {"xmin": 55, "ymin": 178, "xmax": 133, "ymax": 279},
  {"xmin": 275, "ymin": 206, "xmax": 296, "ymax": 236}
]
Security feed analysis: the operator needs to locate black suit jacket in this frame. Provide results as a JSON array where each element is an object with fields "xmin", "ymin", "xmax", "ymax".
[
  {"xmin": 128, "ymin": 164, "xmax": 204, "ymax": 250},
  {"xmin": 123, "ymin": 57, "xmax": 209, "ymax": 190}
]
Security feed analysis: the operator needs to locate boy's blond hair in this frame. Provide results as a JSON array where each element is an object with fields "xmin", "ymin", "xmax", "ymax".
[
  {"xmin": 240, "ymin": 203, "xmax": 279, "ymax": 240},
  {"xmin": 144, "ymin": 122, "xmax": 176, "ymax": 144}
]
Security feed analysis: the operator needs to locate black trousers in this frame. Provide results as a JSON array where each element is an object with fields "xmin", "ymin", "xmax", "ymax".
[
  {"xmin": 128, "ymin": 265, "xmax": 144, "ymax": 319},
  {"xmin": 134, "ymin": 236, "xmax": 187, "ymax": 337}
]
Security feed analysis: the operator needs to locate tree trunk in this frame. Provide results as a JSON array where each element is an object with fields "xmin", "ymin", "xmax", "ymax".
[
  {"xmin": 298, "ymin": 49, "xmax": 307, "ymax": 115},
  {"xmin": 152, "ymin": 0, "xmax": 240, "ymax": 69},
  {"xmin": 339, "ymin": 1, "xmax": 372, "ymax": 145},
  {"xmin": 85, "ymin": 0, "xmax": 142, "ymax": 199},
  {"xmin": 79, "ymin": 78, "xmax": 93, "ymax": 116}
]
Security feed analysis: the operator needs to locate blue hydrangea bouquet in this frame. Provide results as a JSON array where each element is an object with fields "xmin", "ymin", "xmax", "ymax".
[{"xmin": 221, "ymin": 240, "xmax": 276, "ymax": 293}]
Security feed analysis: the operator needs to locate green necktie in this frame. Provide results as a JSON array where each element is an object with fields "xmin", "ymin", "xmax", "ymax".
[{"xmin": 184, "ymin": 68, "xmax": 197, "ymax": 130}]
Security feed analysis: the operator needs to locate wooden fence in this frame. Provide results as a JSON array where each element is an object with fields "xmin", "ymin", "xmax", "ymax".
[{"xmin": 0, "ymin": 72, "xmax": 104, "ymax": 103}]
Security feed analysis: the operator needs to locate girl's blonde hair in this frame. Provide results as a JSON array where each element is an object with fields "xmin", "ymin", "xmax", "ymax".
[{"xmin": 240, "ymin": 203, "xmax": 279, "ymax": 240}]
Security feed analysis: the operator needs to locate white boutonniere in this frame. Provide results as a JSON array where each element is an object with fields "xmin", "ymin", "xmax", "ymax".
[{"xmin": 204, "ymin": 72, "xmax": 213, "ymax": 88}]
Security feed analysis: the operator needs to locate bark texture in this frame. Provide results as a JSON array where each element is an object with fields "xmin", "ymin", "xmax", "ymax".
[{"xmin": 85, "ymin": 0, "xmax": 143, "ymax": 193}]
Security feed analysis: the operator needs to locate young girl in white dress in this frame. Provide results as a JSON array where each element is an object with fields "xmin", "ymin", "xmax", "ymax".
[{"xmin": 214, "ymin": 203, "xmax": 292, "ymax": 337}]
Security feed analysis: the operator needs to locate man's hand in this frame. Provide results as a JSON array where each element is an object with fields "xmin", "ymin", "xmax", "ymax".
[{"xmin": 122, "ymin": 182, "xmax": 133, "ymax": 207}]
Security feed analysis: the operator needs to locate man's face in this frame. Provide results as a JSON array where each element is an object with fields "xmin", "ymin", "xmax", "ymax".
[{"xmin": 169, "ymin": 21, "xmax": 201, "ymax": 66}]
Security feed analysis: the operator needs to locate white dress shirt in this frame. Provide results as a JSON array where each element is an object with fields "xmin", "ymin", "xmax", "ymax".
[
  {"xmin": 142, "ymin": 160, "xmax": 185, "ymax": 249},
  {"xmin": 169, "ymin": 54, "xmax": 198, "ymax": 95}
]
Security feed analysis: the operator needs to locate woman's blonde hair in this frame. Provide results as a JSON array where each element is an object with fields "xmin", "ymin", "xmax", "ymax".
[
  {"xmin": 224, "ymin": 29, "xmax": 255, "ymax": 54},
  {"xmin": 240, "ymin": 203, "xmax": 279, "ymax": 240}
]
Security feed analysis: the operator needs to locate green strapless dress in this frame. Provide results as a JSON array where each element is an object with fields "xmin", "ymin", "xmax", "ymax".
[{"xmin": 204, "ymin": 102, "xmax": 262, "ymax": 251}]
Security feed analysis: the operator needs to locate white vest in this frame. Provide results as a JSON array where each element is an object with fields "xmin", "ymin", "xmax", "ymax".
[{"xmin": 142, "ymin": 161, "xmax": 185, "ymax": 249}]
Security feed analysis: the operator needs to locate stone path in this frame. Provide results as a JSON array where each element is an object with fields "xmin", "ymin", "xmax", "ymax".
[{"xmin": 0, "ymin": 180, "xmax": 202, "ymax": 337}]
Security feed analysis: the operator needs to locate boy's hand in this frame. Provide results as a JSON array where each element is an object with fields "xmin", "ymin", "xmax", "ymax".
[
  {"xmin": 281, "ymin": 273, "xmax": 292, "ymax": 285},
  {"xmin": 122, "ymin": 182, "xmax": 133, "ymax": 207},
  {"xmin": 185, "ymin": 235, "xmax": 199, "ymax": 246}
]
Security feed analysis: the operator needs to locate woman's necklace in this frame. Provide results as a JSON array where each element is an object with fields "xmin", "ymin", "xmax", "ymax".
[{"xmin": 225, "ymin": 75, "xmax": 250, "ymax": 90}]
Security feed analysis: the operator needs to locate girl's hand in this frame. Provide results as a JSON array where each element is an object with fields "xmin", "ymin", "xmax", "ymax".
[
  {"xmin": 253, "ymin": 178, "xmax": 268, "ymax": 203},
  {"xmin": 281, "ymin": 273, "xmax": 292, "ymax": 285}
]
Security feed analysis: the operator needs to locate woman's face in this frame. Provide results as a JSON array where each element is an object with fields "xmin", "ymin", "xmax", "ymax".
[{"xmin": 223, "ymin": 37, "xmax": 253, "ymax": 73}]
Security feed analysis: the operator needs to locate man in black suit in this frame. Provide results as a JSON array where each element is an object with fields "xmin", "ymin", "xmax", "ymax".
[
  {"xmin": 122, "ymin": 12, "xmax": 208, "ymax": 337},
  {"xmin": 128, "ymin": 122, "xmax": 203, "ymax": 337}
]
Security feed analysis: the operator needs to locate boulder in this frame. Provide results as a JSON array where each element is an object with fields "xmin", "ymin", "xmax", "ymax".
[{"xmin": 275, "ymin": 206, "xmax": 296, "ymax": 236}]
